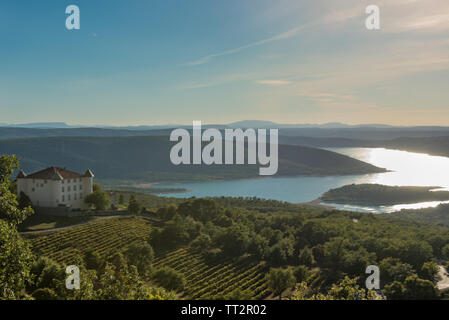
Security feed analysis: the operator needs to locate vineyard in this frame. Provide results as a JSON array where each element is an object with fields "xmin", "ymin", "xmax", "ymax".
[
  {"xmin": 26, "ymin": 216, "xmax": 152, "ymax": 264},
  {"xmin": 25, "ymin": 216, "xmax": 271, "ymax": 299},
  {"xmin": 153, "ymin": 247, "xmax": 271, "ymax": 299}
]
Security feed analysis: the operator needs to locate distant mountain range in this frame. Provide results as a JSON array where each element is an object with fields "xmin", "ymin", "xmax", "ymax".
[
  {"xmin": 3, "ymin": 120, "xmax": 447, "ymax": 130},
  {"xmin": 227, "ymin": 120, "xmax": 397, "ymax": 129}
]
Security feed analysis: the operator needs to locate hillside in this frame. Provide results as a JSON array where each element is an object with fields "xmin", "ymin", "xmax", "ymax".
[
  {"xmin": 0, "ymin": 136, "xmax": 385, "ymax": 183},
  {"xmin": 21, "ymin": 195, "xmax": 449, "ymax": 300},
  {"xmin": 389, "ymin": 204, "xmax": 449, "ymax": 227},
  {"xmin": 322, "ymin": 184, "xmax": 449, "ymax": 206},
  {"xmin": 383, "ymin": 136, "xmax": 449, "ymax": 158},
  {"xmin": 2, "ymin": 126, "xmax": 449, "ymax": 140}
]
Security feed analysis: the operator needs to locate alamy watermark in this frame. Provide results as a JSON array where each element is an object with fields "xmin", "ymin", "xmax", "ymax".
[
  {"xmin": 365, "ymin": 265, "xmax": 380, "ymax": 290},
  {"xmin": 65, "ymin": 5, "xmax": 80, "ymax": 30},
  {"xmin": 66, "ymin": 265, "xmax": 80, "ymax": 290},
  {"xmin": 169, "ymin": 121, "xmax": 279, "ymax": 176},
  {"xmin": 365, "ymin": 5, "xmax": 380, "ymax": 30}
]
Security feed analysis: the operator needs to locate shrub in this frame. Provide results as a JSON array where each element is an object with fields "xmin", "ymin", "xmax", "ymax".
[{"xmin": 151, "ymin": 267, "xmax": 185, "ymax": 291}]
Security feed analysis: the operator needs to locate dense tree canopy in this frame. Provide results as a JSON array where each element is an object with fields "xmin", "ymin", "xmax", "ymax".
[{"xmin": 0, "ymin": 155, "xmax": 35, "ymax": 299}]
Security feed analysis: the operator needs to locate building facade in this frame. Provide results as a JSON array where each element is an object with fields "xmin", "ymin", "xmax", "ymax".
[{"xmin": 17, "ymin": 167, "xmax": 94, "ymax": 209}]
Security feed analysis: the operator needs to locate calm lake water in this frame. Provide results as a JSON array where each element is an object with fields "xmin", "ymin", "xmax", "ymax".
[{"xmin": 156, "ymin": 148, "xmax": 449, "ymax": 213}]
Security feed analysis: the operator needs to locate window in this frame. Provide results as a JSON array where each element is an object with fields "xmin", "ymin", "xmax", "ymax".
[
  {"xmin": 74, "ymin": 194, "xmax": 77, "ymax": 200},
  {"xmin": 68, "ymin": 194, "xmax": 71, "ymax": 201},
  {"xmin": 68, "ymin": 186, "xmax": 71, "ymax": 192},
  {"xmin": 74, "ymin": 185, "xmax": 77, "ymax": 191},
  {"xmin": 62, "ymin": 195, "xmax": 65, "ymax": 202},
  {"xmin": 80, "ymin": 193, "xmax": 83, "ymax": 199},
  {"xmin": 62, "ymin": 180, "xmax": 65, "ymax": 184},
  {"xmin": 79, "ymin": 178, "xmax": 82, "ymax": 182},
  {"xmin": 80, "ymin": 185, "xmax": 83, "ymax": 190},
  {"xmin": 62, "ymin": 187, "xmax": 65, "ymax": 192},
  {"xmin": 40, "ymin": 183, "xmax": 43, "ymax": 187},
  {"xmin": 32, "ymin": 188, "xmax": 35, "ymax": 192}
]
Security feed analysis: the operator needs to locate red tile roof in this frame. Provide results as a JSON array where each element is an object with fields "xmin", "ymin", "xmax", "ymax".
[{"xmin": 20, "ymin": 167, "xmax": 89, "ymax": 180}]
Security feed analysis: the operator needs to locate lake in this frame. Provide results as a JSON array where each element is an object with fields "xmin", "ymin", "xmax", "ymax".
[{"xmin": 156, "ymin": 148, "xmax": 449, "ymax": 213}]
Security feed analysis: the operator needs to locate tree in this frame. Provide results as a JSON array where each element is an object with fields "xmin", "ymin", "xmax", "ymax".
[
  {"xmin": 266, "ymin": 268, "xmax": 296, "ymax": 299},
  {"xmin": 323, "ymin": 237, "xmax": 348, "ymax": 271},
  {"xmin": 403, "ymin": 274, "xmax": 439, "ymax": 300},
  {"xmin": 150, "ymin": 215, "xmax": 202, "ymax": 250},
  {"xmin": 157, "ymin": 204, "xmax": 177, "ymax": 221},
  {"xmin": 0, "ymin": 155, "xmax": 34, "ymax": 225},
  {"xmin": 214, "ymin": 226, "xmax": 250, "ymax": 258},
  {"xmin": 268, "ymin": 237, "xmax": 295, "ymax": 266},
  {"xmin": 342, "ymin": 248, "xmax": 375, "ymax": 276},
  {"xmin": 151, "ymin": 267, "xmax": 185, "ymax": 291},
  {"xmin": 385, "ymin": 274, "xmax": 440, "ymax": 300},
  {"xmin": 98, "ymin": 262, "xmax": 138, "ymax": 300},
  {"xmin": 18, "ymin": 191, "xmax": 33, "ymax": 209},
  {"xmin": 442, "ymin": 244, "xmax": 449, "ymax": 260},
  {"xmin": 384, "ymin": 281, "xmax": 406, "ymax": 300},
  {"xmin": 248, "ymin": 234, "xmax": 270, "ymax": 260},
  {"xmin": 0, "ymin": 220, "xmax": 35, "ymax": 299},
  {"xmin": 84, "ymin": 188, "xmax": 110, "ymax": 211},
  {"xmin": 293, "ymin": 265, "xmax": 310, "ymax": 283},
  {"xmin": 118, "ymin": 194, "xmax": 125, "ymax": 205},
  {"xmin": 379, "ymin": 257, "xmax": 415, "ymax": 283},
  {"xmin": 124, "ymin": 242, "xmax": 154, "ymax": 277},
  {"xmin": 191, "ymin": 233, "xmax": 212, "ymax": 250},
  {"xmin": 326, "ymin": 276, "xmax": 379, "ymax": 300},
  {"xmin": 32, "ymin": 288, "xmax": 59, "ymax": 300},
  {"xmin": 298, "ymin": 246, "xmax": 315, "ymax": 267},
  {"xmin": 84, "ymin": 250, "xmax": 102, "ymax": 270},
  {"xmin": 291, "ymin": 276, "xmax": 380, "ymax": 300},
  {"xmin": 128, "ymin": 195, "xmax": 142, "ymax": 215},
  {"xmin": 0, "ymin": 155, "xmax": 35, "ymax": 299},
  {"xmin": 419, "ymin": 261, "xmax": 439, "ymax": 281},
  {"xmin": 177, "ymin": 198, "xmax": 222, "ymax": 223}
]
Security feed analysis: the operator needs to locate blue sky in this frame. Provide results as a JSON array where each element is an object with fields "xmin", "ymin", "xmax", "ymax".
[{"xmin": 1, "ymin": 0, "xmax": 448, "ymax": 126}]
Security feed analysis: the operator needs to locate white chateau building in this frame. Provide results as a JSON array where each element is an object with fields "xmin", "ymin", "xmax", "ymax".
[{"xmin": 17, "ymin": 167, "xmax": 94, "ymax": 209}]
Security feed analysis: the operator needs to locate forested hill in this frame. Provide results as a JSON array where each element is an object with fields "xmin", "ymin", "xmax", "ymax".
[
  {"xmin": 0, "ymin": 136, "xmax": 385, "ymax": 182},
  {"xmin": 279, "ymin": 136, "xmax": 449, "ymax": 158},
  {"xmin": 2, "ymin": 126, "xmax": 449, "ymax": 158},
  {"xmin": 322, "ymin": 184, "xmax": 449, "ymax": 206}
]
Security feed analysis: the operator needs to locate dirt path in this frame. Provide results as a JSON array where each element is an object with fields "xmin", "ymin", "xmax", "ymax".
[{"xmin": 436, "ymin": 265, "xmax": 449, "ymax": 291}]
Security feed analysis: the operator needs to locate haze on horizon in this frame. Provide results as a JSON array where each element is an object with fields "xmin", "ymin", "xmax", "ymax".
[{"xmin": 1, "ymin": 0, "xmax": 448, "ymax": 126}]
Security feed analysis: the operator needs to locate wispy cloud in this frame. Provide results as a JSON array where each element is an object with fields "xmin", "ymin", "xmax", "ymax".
[
  {"xmin": 185, "ymin": 0, "xmax": 449, "ymax": 67},
  {"xmin": 178, "ymin": 73, "xmax": 255, "ymax": 90},
  {"xmin": 256, "ymin": 80, "xmax": 291, "ymax": 86},
  {"xmin": 184, "ymin": 24, "xmax": 311, "ymax": 66}
]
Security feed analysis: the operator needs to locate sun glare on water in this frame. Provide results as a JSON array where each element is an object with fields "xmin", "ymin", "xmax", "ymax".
[{"xmin": 335, "ymin": 148, "xmax": 449, "ymax": 191}]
